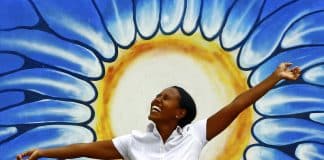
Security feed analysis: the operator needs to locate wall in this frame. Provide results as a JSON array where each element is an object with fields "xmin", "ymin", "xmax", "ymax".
[{"xmin": 0, "ymin": 0, "xmax": 323, "ymax": 159}]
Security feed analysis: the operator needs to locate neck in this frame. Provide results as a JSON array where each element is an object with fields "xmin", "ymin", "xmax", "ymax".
[{"xmin": 155, "ymin": 121, "xmax": 178, "ymax": 143}]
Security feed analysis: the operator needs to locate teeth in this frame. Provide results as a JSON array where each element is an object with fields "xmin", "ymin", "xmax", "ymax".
[{"xmin": 152, "ymin": 105, "xmax": 161, "ymax": 112}]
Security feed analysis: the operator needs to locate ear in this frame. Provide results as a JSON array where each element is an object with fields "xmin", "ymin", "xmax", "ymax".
[{"xmin": 176, "ymin": 108, "xmax": 187, "ymax": 119}]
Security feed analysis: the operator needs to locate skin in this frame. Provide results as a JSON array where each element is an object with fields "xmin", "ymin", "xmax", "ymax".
[{"xmin": 17, "ymin": 62, "xmax": 301, "ymax": 160}]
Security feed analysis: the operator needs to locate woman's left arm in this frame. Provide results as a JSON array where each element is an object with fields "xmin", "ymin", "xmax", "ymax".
[{"xmin": 206, "ymin": 62, "xmax": 301, "ymax": 141}]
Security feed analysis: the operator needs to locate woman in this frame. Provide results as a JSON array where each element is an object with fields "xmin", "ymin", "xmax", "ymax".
[{"xmin": 17, "ymin": 62, "xmax": 301, "ymax": 160}]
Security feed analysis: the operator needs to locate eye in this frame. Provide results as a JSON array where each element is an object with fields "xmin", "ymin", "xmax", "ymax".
[
  {"xmin": 155, "ymin": 94, "xmax": 162, "ymax": 99},
  {"xmin": 163, "ymin": 95, "xmax": 170, "ymax": 100}
]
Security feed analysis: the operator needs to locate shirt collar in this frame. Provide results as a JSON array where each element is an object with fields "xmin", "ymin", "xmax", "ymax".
[{"xmin": 147, "ymin": 121, "xmax": 183, "ymax": 137}]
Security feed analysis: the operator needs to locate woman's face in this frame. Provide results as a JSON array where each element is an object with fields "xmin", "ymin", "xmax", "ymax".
[{"xmin": 148, "ymin": 87, "xmax": 186, "ymax": 124}]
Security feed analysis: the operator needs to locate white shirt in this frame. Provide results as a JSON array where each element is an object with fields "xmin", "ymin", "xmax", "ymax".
[{"xmin": 112, "ymin": 119, "xmax": 208, "ymax": 160}]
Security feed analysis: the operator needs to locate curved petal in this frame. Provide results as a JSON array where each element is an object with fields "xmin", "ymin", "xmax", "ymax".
[
  {"xmin": 239, "ymin": 0, "xmax": 324, "ymax": 69},
  {"xmin": 0, "ymin": 53, "xmax": 24, "ymax": 75},
  {"xmin": 253, "ymin": 118, "xmax": 324, "ymax": 146},
  {"xmin": 0, "ymin": 127, "xmax": 17, "ymax": 143},
  {"xmin": 310, "ymin": 113, "xmax": 324, "ymax": 124},
  {"xmin": 134, "ymin": 0, "xmax": 160, "ymax": 39},
  {"xmin": 0, "ymin": 99, "xmax": 92, "ymax": 125},
  {"xmin": 33, "ymin": 0, "xmax": 116, "ymax": 61},
  {"xmin": 221, "ymin": 0, "xmax": 264, "ymax": 50},
  {"xmin": 160, "ymin": 0, "xmax": 185, "ymax": 34},
  {"xmin": 94, "ymin": 0, "xmax": 136, "ymax": 48},
  {"xmin": 259, "ymin": 0, "xmax": 295, "ymax": 20},
  {"xmin": 303, "ymin": 65, "xmax": 324, "ymax": 86},
  {"xmin": 0, "ymin": 68, "xmax": 96, "ymax": 102},
  {"xmin": 249, "ymin": 47, "xmax": 324, "ymax": 87},
  {"xmin": 181, "ymin": 0, "xmax": 201, "ymax": 35},
  {"xmin": 200, "ymin": 0, "xmax": 235, "ymax": 40},
  {"xmin": 282, "ymin": 12, "xmax": 324, "ymax": 48},
  {"xmin": 0, "ymin": 29, "xmax": 103, "ymax": 79},
  {"xmin": 295, "ymin": 143, "xmax": 324, "ymax": 160},
  {"xmin": 245, "ymin": 145, "xmax": 294, "ymax": 160},
  {"xmin": 0, "ymin": 0, "xmax": 38, "ymax": 29},
  {"xmin": 255, "ymin": 84, "xmax": 324, "ymax": 116},
  {"xmin": 0, "ymin": 125, "xmax": 94, "ymax": 159},
  {"xmin": 0, "ymin": 91, "xmax": 25, "ymax": 110}
]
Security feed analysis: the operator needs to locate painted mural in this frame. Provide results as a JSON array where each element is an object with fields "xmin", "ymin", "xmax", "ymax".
[{"xmin": 0, "ymin": 0, "xmax": 324, "ymax": 159}]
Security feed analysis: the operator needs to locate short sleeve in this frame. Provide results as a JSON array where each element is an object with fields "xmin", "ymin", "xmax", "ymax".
[
  {"xmin": 189, "ymin": 119, "xmax": 208, "ymax": 145},
  {"xmin": 112, "ymin": 134, "xmax": 132, "ymax": 159}
]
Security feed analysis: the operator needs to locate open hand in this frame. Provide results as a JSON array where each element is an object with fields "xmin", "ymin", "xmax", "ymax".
[
  {"xmin": 16, "ymin": 149, "xmax": 40, "ymax": 160},
  {"xmin": 274, "ymin": 62, "xmax": 301, "ymax": 80}
]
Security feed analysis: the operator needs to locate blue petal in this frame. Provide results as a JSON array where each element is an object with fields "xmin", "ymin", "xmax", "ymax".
[
  {"xmin": 249, "ymin": 47, "xmax": 324, "ymax": 86},
  {"xmin": 239, "ymin": 0, "xmax": 324, "ymax": 69},
  {"xmin": 310, "ymin": 113, "xmax": 324, "ymax": 124},
  {"xmin": 260, "ymin": 0, "xmax": 295, "ymax": 20},
  {"xmin": 221, "ymin": 0, "xmax": 264, "ymax": 49},
  {"xmin": 253, "ymin": 118, "xmax": 324, "ymax": 146},
  {"xmin": 245, "ymin": 145, "xmax": 294, "ymax": 160},
  {"xmin": 0, "ymin": 0, "xmax": 38, "ymax": 29},
  {"xmin": 0, "ymin": 127, "xmax": 17, "ymax": 143},
  {"xmin": 200, "ymin": 0, "xmax": 235, "ymax": 40},
  {"xmin": 94, "ymin": 0, "xmax": 136, "ymax": 48},
  {"xmin": 295, "ymin": 143, "xmax": 324, "ymax": 160},
  {"xmin": 0, "ymin": 91, "xmax": 25, "ymax": 109},
  {"xmin": 181, "ymin": 0, "xmax": 201, "ymax": 35},
  {"xmin": 303, "ymin": 65, "xmax": 324, "ymax": 86},
  {"xmin": 282, "ymin": 12, "xmax": 324, "ymax": 48},
  {"xmin": 255, "ymin": 84, "xmax": 324, "ymax": 116},
  {"xmin": 0, "ymin": 53, "xmax": 24, "ymax": 74},
  {"xmin": 0, "ymin": 99, "xmax": 92, "ymax": 125},
  {"xmin": 0, "ymin": 125, "xmax": 93, "ymax": 159},
  {"xmin": 0, "ymin": 29, "xmax": 103, "ymax": 79},
  {"xmin": 33, "ymin": 0, "xmax": 116, "ymax": 61},
  {"xmin": 0, "ymin": 68, "xmax": 96, "ymax": 102},
  {"xmin": 134, "ymin": 0, "xmax": 160, "ymax": 39},
  {"xmin": 160, "ymin": 0, "xmax": 185, "ymax": 34}
]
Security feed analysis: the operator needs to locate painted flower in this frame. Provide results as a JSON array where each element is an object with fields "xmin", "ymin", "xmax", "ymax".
[{"xmin": 0, "ymin": 0, "xmax": 323, "ymax": 159}]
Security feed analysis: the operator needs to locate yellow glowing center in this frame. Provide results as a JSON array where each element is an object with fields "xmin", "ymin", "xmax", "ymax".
[{"xmin": 93, "ymin": 34, "xmax": 253, "ymax": 160}]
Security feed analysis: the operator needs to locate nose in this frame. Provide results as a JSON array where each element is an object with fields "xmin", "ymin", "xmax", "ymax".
[{"xmin": 152, "ymin": 96, "xmax": 162, "ymax": 105}]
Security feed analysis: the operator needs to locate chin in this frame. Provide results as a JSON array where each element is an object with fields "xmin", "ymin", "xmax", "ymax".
[{"xmin": 148, "ymin": 114, "xmax": 158, "ymax": 122}]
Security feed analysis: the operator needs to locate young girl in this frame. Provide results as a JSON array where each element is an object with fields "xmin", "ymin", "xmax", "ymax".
[{"xmin": 17, "ymin": 62, "xmax": 300, "ymax": 160}]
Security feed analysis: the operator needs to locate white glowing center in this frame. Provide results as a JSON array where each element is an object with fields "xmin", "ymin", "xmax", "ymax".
[{"xmin": 109, "ymin": 48, "xmax": 234, "ymax": 159}]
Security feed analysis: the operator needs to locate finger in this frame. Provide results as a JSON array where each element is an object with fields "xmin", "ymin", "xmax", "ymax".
[
  {"xmin": 28, "ymin": 152, "xmax": 38, "ymax": 160},
  {"xmin": 291, "ymin": 67, "xmax": 299, "ymax": 73},
  {"xmin": 21, "ymin": 150, "xmax": 33, "ymax": 157},
  {"xmin": 283, "ymin": 62, "xmax": 293, "ymax": 67},
  {"xmin": 292, "ymin": 73, "xmax": 301, "ymax": 80},
  {"xmin": 296, "ymin": 73, "xmax": 301, "ymax": 78},
  {"xmin": 16, "ymin": 154, "xmax": 22, "ymax": 160},
  {"xmin": 294, "ymin": 67, "xmax": 302, "ymax": 75},
  {"xmin": 296, "ymin": 67, "xmax": 302, "ymax": 73}
]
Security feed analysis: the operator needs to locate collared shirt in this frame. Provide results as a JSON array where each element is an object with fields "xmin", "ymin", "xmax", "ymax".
[{"xmin": 112, "ymin": 119, "xmax": 208, "ymax": 160}]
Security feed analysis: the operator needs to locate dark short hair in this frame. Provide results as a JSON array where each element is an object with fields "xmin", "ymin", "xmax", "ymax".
[{"xmin": 172, "ymin": 86, "xmax": 197, "ymax": 127}]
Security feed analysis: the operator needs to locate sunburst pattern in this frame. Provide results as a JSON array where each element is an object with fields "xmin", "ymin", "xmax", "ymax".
[{"xmin": 0, "ymin": 0, "xmax": 323, "ymax": 159}]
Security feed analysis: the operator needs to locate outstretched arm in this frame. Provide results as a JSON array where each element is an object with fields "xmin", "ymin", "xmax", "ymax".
[
  {"xmin": 206, "ymin": 62, "xmax": 301, "ymax": 141},
  {"xmin": 16, "ymin": 140, "xmax": 122, "ymax": 160}
]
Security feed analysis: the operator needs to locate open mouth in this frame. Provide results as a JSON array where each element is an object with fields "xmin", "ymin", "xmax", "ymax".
[{"xmin": 151, "ymin": 105, "xmax": 162, "ymax": 113}]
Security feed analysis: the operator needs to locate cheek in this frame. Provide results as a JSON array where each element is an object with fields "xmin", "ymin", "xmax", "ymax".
[{"xmin": 164, "ymin": 101, "xmax": 181, "ymax": 113}]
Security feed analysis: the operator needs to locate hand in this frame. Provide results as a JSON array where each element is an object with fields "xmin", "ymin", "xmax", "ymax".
[
  {"xmin": 16, "ymin": 149, "xmax": 41, "ymax": 160},
  {"xmin": 274, "ymin": 62, "xmax": 301, "ymax": 80}
]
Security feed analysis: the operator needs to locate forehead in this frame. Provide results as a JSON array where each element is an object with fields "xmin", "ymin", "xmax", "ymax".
[{"xmin": 160, "ymin": 87, "xmax": 180, "ymax": 97}]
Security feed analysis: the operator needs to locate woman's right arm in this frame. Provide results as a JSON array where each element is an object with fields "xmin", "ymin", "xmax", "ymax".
[{"xmin": 16, "ymin": 140, "xmax": 123, "ymax": 160}]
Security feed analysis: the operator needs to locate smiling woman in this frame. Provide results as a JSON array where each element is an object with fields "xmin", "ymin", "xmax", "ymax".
[
  {"xmin": 94, "ymin": 34, "xmax": 253, "ymax": 159},
  {"xmin": 1, "ymin": 0, "xmax": 323, "ymax": 159}
]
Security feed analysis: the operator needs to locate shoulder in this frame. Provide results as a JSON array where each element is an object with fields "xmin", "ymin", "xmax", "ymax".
[
  {"xmin": 183, "ymin": 119, "xmax": 208, "ymax": 145},
  {"xmin": 184, "ymin": 119, "xmax": 207, "ymax": 133}
]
